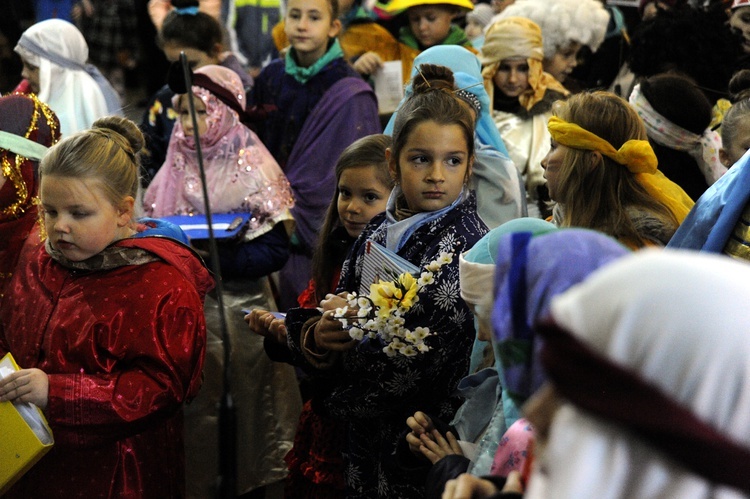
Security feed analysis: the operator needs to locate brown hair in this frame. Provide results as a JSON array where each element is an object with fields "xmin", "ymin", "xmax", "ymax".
[
  {"xmin": 287, "ymin": 0, "xmax": 339, "ymax": 23},
  {"xmin": 159, "ymin": 0, "xmax": 225, "ymax": 55},
  {"xmin": 390, "ymin": 64, "xmax": 475, "ymax": 180},
  {"xmin": 551, "ymin": 91, "xmax": 677, "ymax": 247}
]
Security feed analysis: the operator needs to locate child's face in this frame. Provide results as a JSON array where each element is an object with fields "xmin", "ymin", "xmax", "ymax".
[
  {"xmin": 21, "ymin": 58, "xmax": 40, "ymax": 94},
  {"xmin": 285, "ymin": 0, "xmax": 341, "ymax": 66},
  {"xmin": 730, "ymin": 6, "xmax": 750, "ymax": 54},
  {"xmin": 464, "ymin": 20, "xmax": 483, "ymax": 40},
  {"xmin": 337, "ymin": 164, "xmax": 392, "ymax": 238},
  {"xmin": 493, "ymin": 57, "xmax": 530, "ymax": 98},
  {"xmin": 178, "ymin": 95, "xmax": 208, "ymax": 138},
  {"xmin": 162, "ymin": 42, "xmax": 220, "ymax": 70},
  {"xmin": 407, "ymin": 5, "xmax": 455, "ymax": 49},
  {"xmin": 543, "ymin": 42, "xmax": 581, "ymax": 83},
  {"xmin": 720, "ymin": 123, "xmax": 750, "ymax": 167},
  {"xmin": 540, "ymin": 138, "xmax": 569, "ymax": 201},
  {"xmin": 41, "ymin": 176, "xmax": 133, "ymax": 262},
  {"xmin": 390, "ymin": 120, "xmax": 471, "ymax": 213}
]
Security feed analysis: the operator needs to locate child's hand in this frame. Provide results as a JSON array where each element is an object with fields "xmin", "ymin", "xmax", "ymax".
[
  {"xmin": 406, "ymin": 411, "xmax": 434, "ymax": 454},
  {"xmin": 0, "ymin": 368, "xmax": 49, "ymax": 410},
  {"xmin": 353, "ymin": 52, "xmax": 384, "ymax": 76},
  {"xmin": 246, "ymin": 309, "xmax": 287, "ymax": 344},
  {"xmin": 319, "ymin": 292, "xmax": 349, "ymax": 312},
  {"xmin": 418, "ymin": 429, "xmax": 463, "ymax": 464},
  {"xmin": 314, "ymin": 310, "xmax": 357, "ymax": 352},
  {"xmin": 441, "ymin": 473, "xmax": 500, "ymax": 499}
]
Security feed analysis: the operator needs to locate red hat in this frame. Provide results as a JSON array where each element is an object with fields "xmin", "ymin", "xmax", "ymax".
[{"xmin": 733, "ymin": 0, "xmax": 750, "ymax": 8}]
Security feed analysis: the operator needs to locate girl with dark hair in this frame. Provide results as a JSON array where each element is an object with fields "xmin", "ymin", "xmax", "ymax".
[
  {"xmin": 283, "ymin": 64, "xmax": 488, "ymax": 498},
  {"xmin": 248, "ymin": 133, "xmax": 394, "ymax": 498},
  {"xmin": 629, "ymin": 73, "xmax": 727, "ymax": 200}
]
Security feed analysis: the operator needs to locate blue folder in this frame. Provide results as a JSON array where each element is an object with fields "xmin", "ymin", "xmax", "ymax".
[{"xmin": 160, "ymin": 213, "xmax": 252, "ymax": 241}]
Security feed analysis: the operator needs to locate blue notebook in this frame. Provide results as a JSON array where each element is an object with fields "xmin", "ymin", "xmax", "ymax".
[{"xmin": 161, "ymin": 213, "xmax": 252, "ymax": 241}]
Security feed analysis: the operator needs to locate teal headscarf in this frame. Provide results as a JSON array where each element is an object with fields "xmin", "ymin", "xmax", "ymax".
[{"xmin": 384, "ymin": 45, "xmax": 510, "ymax": 158}]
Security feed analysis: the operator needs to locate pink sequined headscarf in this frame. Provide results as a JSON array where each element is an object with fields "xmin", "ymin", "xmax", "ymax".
[{"xmin": 144, "ymin": 65, "xmax": 294, "ymax": 239}]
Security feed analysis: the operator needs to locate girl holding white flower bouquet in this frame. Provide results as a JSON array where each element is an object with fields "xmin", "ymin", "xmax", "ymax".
[
  {"xmin": 247, "ymin": 133, "xmax": 395, "ymax": 498},
  {"xmin": 284, "ymin": 64, "xmax": 489, "ymax": 498}
]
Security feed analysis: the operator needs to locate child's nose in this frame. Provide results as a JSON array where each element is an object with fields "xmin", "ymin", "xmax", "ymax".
[
  {"xmin": 426, "ymin": 164, "xmax": 445, "ymax": 181},
  {"xmin": 54, "ymin": 219, "xmax": 70, "ymax": 233},
  {"xmin": 347, "ymin": 199, "xmax": 361, "ymax": 213}
]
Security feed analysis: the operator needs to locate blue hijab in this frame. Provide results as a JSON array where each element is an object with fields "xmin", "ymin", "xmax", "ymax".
[
  {"xmin": 384, "ymin": 45, "xmax": 510, "ymax": 158},
  {"xmin": 492, "ymin": 228, "xmax": 629, "ymax": 426}
]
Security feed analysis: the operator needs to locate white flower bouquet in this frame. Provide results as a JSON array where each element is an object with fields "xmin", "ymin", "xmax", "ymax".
[{"xmin": 333, "ymin": 251, "xmax": 454, "ymax": 357}]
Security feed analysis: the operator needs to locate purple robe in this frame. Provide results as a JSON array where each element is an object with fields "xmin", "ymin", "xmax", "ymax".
[{"xmin": 277, "ymin": 76, "xmax": 381, "ymax": 310}]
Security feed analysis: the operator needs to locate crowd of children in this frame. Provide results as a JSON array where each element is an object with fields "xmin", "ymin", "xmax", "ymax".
[{"xmin": 3, "ymin": 0, "xmax": 750, "ymax": 498}]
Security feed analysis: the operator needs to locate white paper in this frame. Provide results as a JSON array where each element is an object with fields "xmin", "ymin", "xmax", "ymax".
[
  {"xmin": 0, "ymin": 356, "xmax": 53, "ymax": 445},
  {"xmin": 373, "ymin": 60, "xmax": 404, "ymax": 115}
]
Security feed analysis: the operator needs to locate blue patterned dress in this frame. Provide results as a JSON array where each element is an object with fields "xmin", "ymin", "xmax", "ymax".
[{"xmin": 288, "ymin": 193, "xmax": 488, "ymax": 498}]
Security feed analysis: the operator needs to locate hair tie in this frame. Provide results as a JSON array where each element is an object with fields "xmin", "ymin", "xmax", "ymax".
[
  {"xmin": 547, "ymin": 116, "xmax": 657, "ymax": 174},
  {"xmin": 455, "ymin": 89, "xmax": 481, "ymax": 115},
  {"xmin": 175, "ymin": 6, "xmax": 200, "ymax": 15}
]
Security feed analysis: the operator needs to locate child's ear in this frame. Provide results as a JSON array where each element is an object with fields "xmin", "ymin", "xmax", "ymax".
[
  {"xmin": 328, "ymin": 18, "xmax": 342, "ymax": 38},
  {"xmin": 465, "ymin": 154, "xmax": 474, "ymax": 182},
  {"xmin": 588, "ymin": 151, "xmax": 603, "ymax": 171},
  {"xmin": 117, "ymin": 196, "xmax": 136, "ymax": 227},
  {"xmin": 719, "ymin": 147, "xmax": 732, "ymax": 168},
  {"xmin": 385, "ymin": 147, "xmax": 399, "ymax": 182}
]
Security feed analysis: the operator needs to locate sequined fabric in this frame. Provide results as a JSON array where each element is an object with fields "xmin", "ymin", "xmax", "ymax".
[{"xmin": 0, "ymin": 93, "xmax": 59, "ymax": 299}]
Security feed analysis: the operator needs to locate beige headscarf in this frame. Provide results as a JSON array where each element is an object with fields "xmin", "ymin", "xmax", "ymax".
[{"xmin": 480, "ymin": 17, "xmax": 569, "ymax": 111}]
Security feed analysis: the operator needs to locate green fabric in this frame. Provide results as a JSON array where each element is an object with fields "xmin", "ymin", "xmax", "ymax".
[
  {"xmin": 398, "ymin": 24, "xmax": 470, "ymax": 50},
  {"xmin": 342, "ymin": 5, "xmax": 376, "ymax": 27},
  {"xmin": 0, "ymin": 130, "xmax": 49, "ymax": 160},
  {"xmin": 285, "ymin": 38, "xmax": 344, "ymax": 84}
]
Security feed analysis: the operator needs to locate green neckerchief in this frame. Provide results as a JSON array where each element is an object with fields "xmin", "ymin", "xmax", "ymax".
[
  {"xmin": 398, "ymin": 24, "xmax": 470, "ymax": 50},
  {"xmin": 285, "ymin": 38, "xmax": 344, "ymax": 84}
]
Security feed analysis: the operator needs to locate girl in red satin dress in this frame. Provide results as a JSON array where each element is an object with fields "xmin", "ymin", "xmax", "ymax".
[{"xmin": 0, "ymin": 115, "xmax": 212, "ymax": 498}]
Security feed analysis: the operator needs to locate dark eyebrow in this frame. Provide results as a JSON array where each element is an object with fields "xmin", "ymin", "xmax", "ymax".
[{"xmin": 406, "ymin": 148, "xmax": 466, "ymax": 156}]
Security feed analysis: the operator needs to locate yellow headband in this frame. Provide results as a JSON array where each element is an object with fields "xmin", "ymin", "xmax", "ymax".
[
  {"xmin": 547, "ymin": 116, "xmax": 657, "ymax": 174},
  {"xmin": 547, "ymin": 115, "xmax": 694, "ymax": 222}
]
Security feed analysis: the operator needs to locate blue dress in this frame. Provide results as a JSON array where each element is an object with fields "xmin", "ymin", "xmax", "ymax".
[{"xmin": 287, "ymin": 193, "xmax": 488, "ymax": 498}]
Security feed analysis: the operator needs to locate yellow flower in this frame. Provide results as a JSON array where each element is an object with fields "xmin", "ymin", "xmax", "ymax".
[
  {"xmin": 397, "ymin": 273, "xmax": 419, "ymax": 309},
  {"xmin": 370, "ymin": 272, "xmax": 418, "ymax": 310}
]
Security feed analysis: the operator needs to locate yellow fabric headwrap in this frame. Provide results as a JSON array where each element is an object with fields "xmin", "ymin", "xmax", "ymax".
[
  {"xmin": 547, "ymin": 116, "xmax": 695, "ymax": 222},
  {"xmin": 481, "ymin": 17, "xmax": 569, "ymax": 111}
]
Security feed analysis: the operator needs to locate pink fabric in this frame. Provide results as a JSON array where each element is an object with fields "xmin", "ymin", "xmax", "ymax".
[
  {"xmin": 490, "ymin": 418, "xmax": 535, "ymax": 478},
  {"xmin": 144, "ymin": 65, "xmax": 294, "ymax": 239}
]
